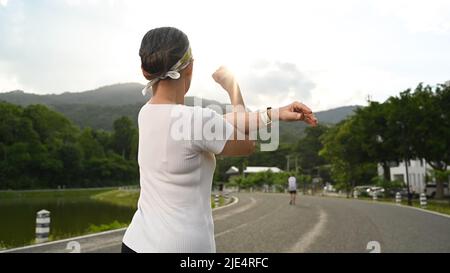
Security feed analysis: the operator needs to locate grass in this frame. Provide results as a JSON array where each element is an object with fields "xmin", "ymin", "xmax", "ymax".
[
  {"xmin": 0, "ymin": 187, "xmax": 116, "ymax": 199},
  {"xmin": 91, "ymin": 189, "xmax": 140, "ymax": 208},
  {"xmin": 0, "ymin": 241, "xmax": 8, "ymax": 251},
  {"xmin": 92, "ymin": 189, "xmax": 231, "ymax": 209},
  {"xmin": 211, "ymin": 195, "xmax": 226, "ymax": 209},
  {"xmin": 86, "ymin": 220, "xmax": 128, "ymax": 233},
  {"xmin": 44, "ymin": 221, "xmax": 129, "ymax": 243}
]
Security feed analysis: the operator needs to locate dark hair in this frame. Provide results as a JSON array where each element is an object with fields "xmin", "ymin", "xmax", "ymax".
[{"xmin": 139, "ymin": 27, "xmax": 190, "ymax": 80}]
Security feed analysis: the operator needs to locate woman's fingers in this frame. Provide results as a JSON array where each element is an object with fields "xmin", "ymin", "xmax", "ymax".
[
  {"xmin": 292, "ymin": 101, "xmax": 313, "ymax": 115},
  {"xmin": 288, "ymin": 101, "xmax": 317, "ymax": 126},
  {"xmin": 304, "ymin": 113, "xmax": 318, "ymax": 126},
  {"xmin": 284, "ymin": 111, "xmax": 303, "ymax": 121}
]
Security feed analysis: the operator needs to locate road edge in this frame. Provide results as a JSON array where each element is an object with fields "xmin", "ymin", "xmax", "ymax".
[
  {"xmin": 321, "ymin": 194, "xmax": 450, "ymax": 219},
  {"xmin": 213, "ymin": 196, "xmax": 239, "ymax": 211}
]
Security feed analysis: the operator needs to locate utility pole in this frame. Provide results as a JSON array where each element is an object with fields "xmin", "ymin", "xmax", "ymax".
[
  {"xmin": 397, "ymin": 121, "xmax": 412, "ymax": 206},
  {"xmin": 286, "ymin": 155, "xmax": 290, "ymax": 172},
  {"xmin": 295, "ymin": 156, "xmax": 299, "ymax": 174},
  {"xmin": 404, "ymin": 158, "xmax": 412, "ymax": 206}
]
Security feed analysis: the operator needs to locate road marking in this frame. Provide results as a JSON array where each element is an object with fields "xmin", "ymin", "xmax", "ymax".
[
  {"xmin": 289, "ymin": 208, "xmax": 328, "ymax": 253},
  {"xmin": 214, "ymin": 197, "xmax": 257, "ymax": 221},
  {"xmin": 213, "ymin": 196, "xmax": 239, "ymax": 212},
  {"xmin": 215, "ymin": 203, "xmax": 283, "ymax": 238}
]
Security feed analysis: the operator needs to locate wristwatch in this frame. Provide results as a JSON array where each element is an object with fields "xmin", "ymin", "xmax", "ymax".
[
  {"xmin": 260, "ymin": 107, "xmax": 273, "ymax": 125},
  {"xmin": 267, "ymin": 107, "xmax": 272, "ymax": 122}
]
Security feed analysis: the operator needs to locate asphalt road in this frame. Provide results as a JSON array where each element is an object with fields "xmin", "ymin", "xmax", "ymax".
[{"xmin": 5, "ymin": 193, "xmax": 450, "ymax": 253}]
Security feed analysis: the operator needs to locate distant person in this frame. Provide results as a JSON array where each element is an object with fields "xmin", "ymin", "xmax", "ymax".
[
  {"xmin": 121, "ymin": 27, "xmax": 318, "ymax": 253},
  {"xmin": 288, "ymin": 176, "xmax": 297, "ymax": 205}
]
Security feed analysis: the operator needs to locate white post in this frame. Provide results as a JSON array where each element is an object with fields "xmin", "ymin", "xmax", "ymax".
[
  {"xmin": 36, "ymin": 209, "xmax": 50, "ymax": 243},
  {"xmin": 214, "ymin": 194, "xmax": 220, "ymax": 208},
  {"xmin": 372, "ymin": 191, "xmax": 378, "ymax": 201},
  {"xmin": 272, "ymin": 185, "xmax": 276, "ymax": 193},
  {"xmin": 395, "ymin": 192, "xmax": 402, "ymax": 205},
  {"xmin": 420, "ymin": 193, "xmax": 427, "ymax": 208},
  {"xmin": 353, "ymin": 190, "xmax": 359, "ymax": 199}
]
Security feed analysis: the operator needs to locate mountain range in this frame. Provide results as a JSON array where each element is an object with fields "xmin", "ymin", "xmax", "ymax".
[{"xmin": 0, "ymin": 83, "xmax": 360, "ymax": 142}]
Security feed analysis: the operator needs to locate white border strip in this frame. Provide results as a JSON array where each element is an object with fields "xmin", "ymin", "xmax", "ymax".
[
  {"xmin": 395, "ymin": 204, "xmax": 450, "ymax": 219},
  {"xmin": 213, "ymin": 196, "xmax": 239, "ymax": 211},
  {"xmin": 0, "ymin": 228, "xmax": 127, "ymax": 253},
  {"xmin": 323, "ymin": 194, "xmax": 450, "ymax": 219}
]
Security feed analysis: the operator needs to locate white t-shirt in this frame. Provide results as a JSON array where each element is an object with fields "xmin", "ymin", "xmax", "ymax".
[
  {"xmin": 288, "ymin": 176, "xmax": 297, "ymax": 191},
  {"xmin": 123, "ymin": 104, "xmax": 234, "ymax": 253}
]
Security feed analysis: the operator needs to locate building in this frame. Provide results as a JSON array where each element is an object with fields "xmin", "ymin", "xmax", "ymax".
[
  {"xmin": 225, "ymin": 166, "xmax": 283, "ymax": 178},
  {"xmin": 225, "ymin": 166, "xmax": 240, "ymax": 181},
  {"xmin": 223, "ymin": 166, "xmax": 283, "ymax": 192},
  {"xmin": 243, "ymin": 166, "xmax": 283, "ymax": 175},
  {"xmin": 378, "ymin": 159, "xmax": 449, "ymax": 193}
]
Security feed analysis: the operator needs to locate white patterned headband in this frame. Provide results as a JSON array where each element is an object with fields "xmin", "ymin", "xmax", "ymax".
[{"xmin": 141, "ymin": 46, "xmax": 193, "ymax": 96}]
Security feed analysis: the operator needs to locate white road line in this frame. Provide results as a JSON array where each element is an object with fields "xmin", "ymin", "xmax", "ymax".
[
  {"xmin": 321, "ymin": 194, "xmax": 450, "ymax": 219},
  {"xmin": 212, "ymin": 196, "xmax": 239, "ymax": 212},
  {"xmin": 289, "ymin": 208, "xmax": 328, "ymax": 253},
  {"xmin": 213, "ymin": 197, "xmax": 257, "ymax": 221},
  {"xmin": 215, "ymin": 203, "xmax": 283, "ymax": 238}
]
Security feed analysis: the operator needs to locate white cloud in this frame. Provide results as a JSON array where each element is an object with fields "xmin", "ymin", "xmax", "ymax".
[
  {"xmin": 1, "ymin": 0, "xmax": 450, "ymax": 111},
  {"xmin": 0, "ymin": 0, "xmax": 8, "ymax": 7},
  {"xmin": 238, "ymin": 61, "xmax": 315, "ymax": 110}
]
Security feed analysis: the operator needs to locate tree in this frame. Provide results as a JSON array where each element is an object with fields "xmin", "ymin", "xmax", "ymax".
[
  {"xmin": 293, "ymin": 124, "xmax": 329, "ymax": 176},
  {"xmin": 320, "ymin": 119, "xmax": 376, "ymax": 197},
  {"xmin": 352, "ymin": 102, "xmax": 397, "ymax": 181},
  {"xmin": 79, "ymin": 128, "xmax": 105, "ymax": 160},
  {"xmin": 58, "ymin": 143, "xmax": 83, "ymax": 187},
  {"xmin": 112, "ymin": 117, "xmax": 137, "ymax": 160},
  {"xmin": 23, "ymin": 104, "xmax": 77, "ymax": 145},
  {"xmin": 407, "ymin": 83, "xmax": 450, "ymax": 198},
  {"xmin": 296, "ymin": 126, "xmax": 327, "ymax": 166},
  {"xmin": 0, "ymin": 102, "xmax": 139, "ymax": 190}
]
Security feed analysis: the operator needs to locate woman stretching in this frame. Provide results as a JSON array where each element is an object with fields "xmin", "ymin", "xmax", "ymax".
[{"xmin": 122, "ymin": 27, "xmax": 317, "ymax": 253}]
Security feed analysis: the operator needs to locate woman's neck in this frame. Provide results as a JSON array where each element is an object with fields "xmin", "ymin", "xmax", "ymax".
[{"xmin": 150, "ymin": 79, "xmax": 185, "ymax": 105}]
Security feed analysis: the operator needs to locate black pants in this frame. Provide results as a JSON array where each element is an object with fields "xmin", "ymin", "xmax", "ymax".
[{"xmin": 121, "ymin": 243, "xmax": 137, "ymax": 253}]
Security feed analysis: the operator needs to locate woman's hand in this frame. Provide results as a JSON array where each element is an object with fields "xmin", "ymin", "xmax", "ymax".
[
  {"xmin": 213, "ymin": 66, "xmax": 246, "ymax": 112},
  {"xmin": 272, "ymin": 102, "xmax": 318, "ymax": 127},
  {"xmin": 212, "ymin": 66, "xmax": 238, "ymax": 93}
]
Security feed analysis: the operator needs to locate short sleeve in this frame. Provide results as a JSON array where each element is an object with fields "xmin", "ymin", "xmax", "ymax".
[{"xmin": 191, "ymin": 107, "xmax": 234, "ymax": 155}]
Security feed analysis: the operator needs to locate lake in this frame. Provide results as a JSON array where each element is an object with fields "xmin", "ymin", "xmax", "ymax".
[{"xmin": 0, "ymin": 189, "xmax": 136, "ymax": 249}]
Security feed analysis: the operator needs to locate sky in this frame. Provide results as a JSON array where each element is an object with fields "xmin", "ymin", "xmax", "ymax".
[{"xmin": 1, "ymin": 0, "xmax": 450, "ymax": 111}]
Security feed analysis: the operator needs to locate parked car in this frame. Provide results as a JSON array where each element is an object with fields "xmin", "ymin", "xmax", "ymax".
[
  {"xmin": 353, "ymin": 186, "xmax": 372, "ymax": 197},
  {"xmin": 366, "ymin": 186, "xmax": 385, "ymax": 197},
  {"xmin": 425, "ymin": 183, "xmax": 449, "ymax": 198},
  {"xmin": 353, "ymin": 186, "xmax": 385, "ymax": 197}
]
